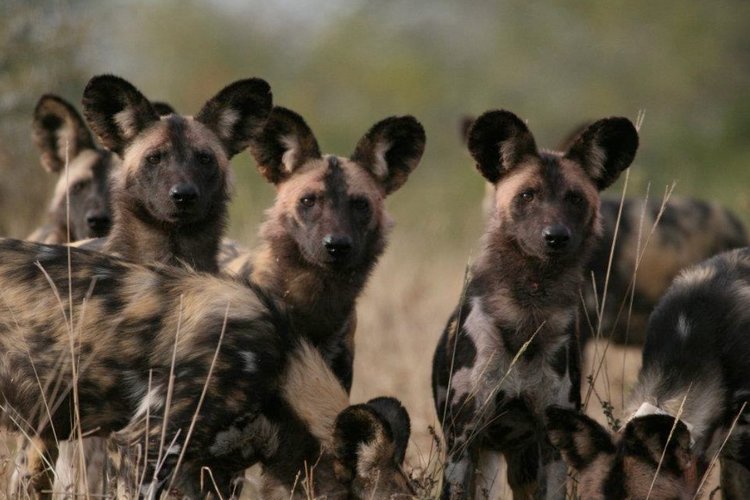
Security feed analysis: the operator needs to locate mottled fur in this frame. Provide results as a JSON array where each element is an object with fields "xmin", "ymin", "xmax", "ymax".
[
  {"xmin": 583, "ymin": 196, "xmax": 747, "ymax": 344},
  {"xmin": 549, "ymin": 248, "xmax": 750, "ymax": 499},
  {"xmin": 0, "ymin": 238, "xmax": 413, "ymax": 499},
  {"xmin": 433, "ymin": 110, "xmax": 638, "ymax": 499},
  {"xmin": 223, "ymin": 107, "xmax": 425, "ymax": 391},
  {"xmin": 464, "ymin": 117, "xmax": 748, "ymax": 347},
  {"xmin": 27, "ymin": 94, "xmax": 117, "ymax": 244}
]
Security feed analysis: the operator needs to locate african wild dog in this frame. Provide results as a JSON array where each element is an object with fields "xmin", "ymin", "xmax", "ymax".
[
  {"xmin": 0, "ymin": 238, "xmax": 415, "ymax": 499},
  {"xmin": 223, "ymin": 106, "xmax": 426, "ymax": 392},
  {"xmin": 76, "ymin": 74, "xmax": 272, "ymax": 273},
  {"xmin": 582, "ymin": 196, "xmax": 747, "ymax": 345},
  {"xmin": 432, "ymin": 110, "xmax": 639, "ymax": 498},
  {"xmin": 548, "ymin": 248, "xmax": 750, "ymax": 499},
  {"xmin": 12, "ymin": 74, "xmax": 272, "ymax": 498},
  {"xmin": 27, "ymin": 94, "xmax": 118, "ymax": 244},
  {"xmin": 463, "ymin": 117, "xmax": 748, "ymax": 347}
]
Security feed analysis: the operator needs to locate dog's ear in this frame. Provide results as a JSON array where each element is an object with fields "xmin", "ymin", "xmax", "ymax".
[
  {"xmin": 545, "ymin": 407, "xmax": 616, "ymax": 472},
  {"xmin": 194, "ymin": 78, "xmax": 272, "ymax": 158},
  {"xmin": 365, "ymin": 397, "xmax": 411, "ymax": 464},
  {"xmin": 333, "ymin": 399, "xmax": 414, "ymax": 497},
  {"xmin": 33, "ymin": 94, "xmax": 96, "ymax": 173},
  {"xmin": 249, "ymin": 107, "xmax": 321, "ymax": 184},
  {"xmin": 351, "ymin": 115, "xmax": 426, "ymax": 195},
  {"xmin": 467, "ymin": 110, "xmax": 538, "ymax": 184},
  {"xmin": 622, "ymin": 414, "xmax": 693, "ymax": 472},
  {"xmin": 151, "ymin": 101, "xmax": 176, "ymax": 117},
  {"xmin": 82, "ymin": 75, "xmax": 159, "ymax": 156},
  {"xmin": 564, "ymin": 117, "xmax": 638, "ymax": 190}
]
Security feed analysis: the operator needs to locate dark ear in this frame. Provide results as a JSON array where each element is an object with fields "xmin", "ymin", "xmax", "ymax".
[
  {"xmin": 249, "ymin": 107, "xmax": 321, "ymax": 184},
  {"xmin": 458, "ymin": 115, "xmax": 475, "ymax": 145},
  {"xmin": 151, "ymin": 101, "xmax": 176, "ymax": 116},
  {"xmin": 82, "ymin": 75, "xmax": 159, "ymax": 156},
  {"xmin": 351, "ymin": 115, "xmax": 425, "ymax": 195},
  {"xmin": 564, "ymin": 117, "xmax": 638, "ymax": 190},
  {"xmin": 365, "ymin": 397, "xmax": 411, "ymax": 464},
  {"xmin": 333, "ymin": 401, "xmax": 406, "ymax": 480},
  {"xmin": 546, "ymin": 407, "xmax": 616, "ymax": 471},
  {"xmin": 33, "ymin": 94, "xmax": 96, "ymax": 173},
  {"xmin": 194, "ymin": 78, "xmax": 272, "ymax": 158},
  {"xmin": 467, "ymin": 110, "xmax": 538, "ymax": 184},
  {"xmin": 622, "ymin": 415, "xmax": 693, "ymax": 471}
]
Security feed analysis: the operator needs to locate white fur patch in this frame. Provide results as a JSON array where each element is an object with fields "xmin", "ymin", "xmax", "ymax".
[
  {"xmin": 133, "ymin": 385, "xmax": 164, "ymax": 419},
  {"xmin": 241, "ymin": 351, "xmax": 258, "ymax": 373},
  {"xmin": 676, "ymin": 314, "xmax": 691, "ymax": 339},
  {"xmin": 370, "ymin": 140, "xmax": 391, "ymax": 179},
  {"xmin": 114, "ymin": 108, "xmax": 138, "ymax": 139},
  {"xmin": 281, "ymin": 134, "xmax": 301, "ymax": 173},
  {"xmin": 586, "ymin": 143, "xmax": 607, "ymax": 181},
  {"xmin": 216, "ymin": 108, "xmax": 239, "ymax": 140}
]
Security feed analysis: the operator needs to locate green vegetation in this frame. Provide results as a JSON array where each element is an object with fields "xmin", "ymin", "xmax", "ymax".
[{"xmin": 2, "ymin": 0, "xmax": 749, "ymax": 250}]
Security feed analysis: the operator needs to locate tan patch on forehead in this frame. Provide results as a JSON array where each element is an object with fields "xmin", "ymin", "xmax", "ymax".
[
  {"xmin": 275, "ymin": 156, "xmax": 385, "ymax": 213},
  {"xmin": 119, "ymin": 116, "xmax": 229, "ymax": 181},
  {"xmin": 50, "ymin": 149, "xmax": 102, "ymax": 209},
  {"xmin": 558, "ymin": 159, "xmax": 600, "ymax": 203},
  {"xmin": 339, "ymin": 157, "xmax": 385, "ymax": 200},
  {"xmin": 493, "ymin": 163, "xmax": 541, "ymax": 212}
]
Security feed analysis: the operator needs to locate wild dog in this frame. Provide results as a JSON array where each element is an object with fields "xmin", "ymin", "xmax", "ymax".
[
  {"xmin": 14, "ymin": 75, "xmax": 272, "ymax": 498},
  {"xmin": 0, "ymin": 238, "xmax": 415, "ymax": 499},
  {"xmin": 27, "ymin": 94, "xmax": 118, "ymax": 244},
  {"xmin": 223, "ymin": 107, "xmax": 426, "ymax": 391},
  {"xmin": 463, "ymin": 118, "xmax": 748, "ymax": 347},
  {"xmin": 582, "ymin": 196, "xmax": 747, "ymax": 345},
  {"xmin": 76, "ymin": 74, "xmax": 272, "ymax": 273},
  {"xmin": 432, "ymin": 110, "xmax": 639, "ymax": 498},
  {"xmin": 548, "ymin": 248, "xmax": 750, "ymax": 499}
]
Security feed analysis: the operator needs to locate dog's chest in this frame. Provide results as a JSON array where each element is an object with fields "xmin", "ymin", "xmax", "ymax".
[{"xmin": 456, "ymin": 296, "xmax": 575, "ymax": 417}]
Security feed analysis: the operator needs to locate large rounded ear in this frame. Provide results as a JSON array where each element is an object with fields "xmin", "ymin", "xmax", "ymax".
[
  {"xmin": 622, "ymin": 414, "xmax": 693, "ymax": 472},
  {"xmin": 545, "ymin": 407, "xmax": 616, "ymax": 472},
  {"xmin": 564, "ymin": 117, "xmax": 638, "ymax": 191},
  {"xmin": 249, "ymin": 106, "xmax": 321, "ymax": 185},
  {"xmin": 333, "ymin": 398, "xmax": 409, "ymax": 477},
  {"xmin": 351, "ymin": 115, "xmax": 425, "ymax": 195},
  {"xmin": 82, "ymin": 75, "xmax": 160, "ymax": 156},
  {"xmin": 195, "ymin": 78, "xmax": 272, "ymax": 158},
  {"xmin": 151, "ymin": 101, "xmax": 176, "ymax": 116},
  {"xmin": 467, "ymin": 109, "xmax": 538, "ymax": 184},
  {"xmin": 365, "ymin": 397, "xmax": 411, "ymax": 464},
  {"xmin": 33, "ymin": 94, "xmax": 96, "ymax": 173}
]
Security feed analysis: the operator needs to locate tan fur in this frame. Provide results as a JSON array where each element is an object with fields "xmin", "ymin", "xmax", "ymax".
[{"xmin": 282, "ymin": 341, "xmax": 350, "ymax": 448}]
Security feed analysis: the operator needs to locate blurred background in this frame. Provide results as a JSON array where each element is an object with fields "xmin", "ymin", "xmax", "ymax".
[
  {"xmin": 1, "ymin": 0, "xmax": 749, "ymax": 491},
  {"xmin": 3, "ymin": 0, "xmax": 749, "ymax": 243}
]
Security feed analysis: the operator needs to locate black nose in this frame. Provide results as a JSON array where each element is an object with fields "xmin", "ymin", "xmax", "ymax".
[
  {"xmin": 543, "ymin": 224, "xmax": 571, "ymax": 250},
  {"xmin": 170, "ymin": 183, "xmax": 199, "ymax": 205},
  {"xmin": 86, "ymin": 213, "xmax": 111, "ymax": 231},
  {"xmin": 323, "ymin": 235, "xmax": 353, "ymax": 258}
]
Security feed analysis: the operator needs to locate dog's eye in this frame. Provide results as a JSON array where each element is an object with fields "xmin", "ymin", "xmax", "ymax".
[
  {"xmin": 567, "ymin": 192, "xmax": 584, "ymax": 205},
  {"xmin": 300, "ymin": 195, "xmax": 317, "ymax": 208},
  {"xmin": 519, "ymin": 190, "xmax": 535, "ymax": 202},
  {"xmin": 146, "ymin": 152, "xmax": 162, "ymax": 165},
  {"xmin": 350, "ymin": 197, "xmax": 370, "ymax": 212},
  {"xmin": 197, "ymin": 152, "xmax": 213, "ymax": 165},
  {"xmin": 70, "ymin": 180, "xmax": 89, "ymax": 194}
]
